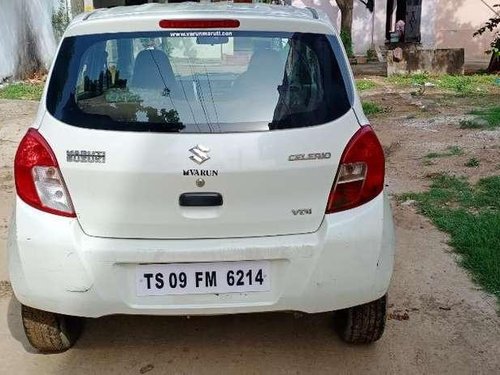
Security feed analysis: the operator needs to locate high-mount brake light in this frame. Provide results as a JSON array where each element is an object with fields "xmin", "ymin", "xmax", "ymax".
[
  {"xmin": 326, "ymin": 126, "xmax": 385, "ymax": 213},
  {"xmin": 159, "ymin": 19, "xmax": 240, "ymax": 29},
  {"xmin": 14, "ymin": 129, "xmax": 75, "ymax": 217}
]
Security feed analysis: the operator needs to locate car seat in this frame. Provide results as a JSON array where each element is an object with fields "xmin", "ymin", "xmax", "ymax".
[
  {"xmin": 130, "ymin": 49, "xmax": 180, "ymax": 96},
  {"xmin": 232, "ymin": 49, "xmax": 284, "ymax": 96}
]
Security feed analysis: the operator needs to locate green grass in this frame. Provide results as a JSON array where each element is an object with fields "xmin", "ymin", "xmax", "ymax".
[
  {"xmin": 386, "ymin": 74, "xmax": 499, "ymax": 95},
  {"xmin": 439, "ymin": 75, "xmax": 474, "ymax": 95},
  {"xmin": 356, "ymin": 79, "xmax": 377, "ymax": 91},
  {"xmin": 362, "ymin": 101, "xmax": 383, "ymax": 115},
  {"xmin": 400, "ymin": 174, "xmax": 500, "ymax": 300},
  {"xmin": 469, "ymin": 106, "xmax": 500, "ymax": 129},
  {"xmin": 0, "ymin": 82, "xmax": 44, "ymax": 101},
  {"xmin": 388, "ymin": 72, "xmax": 429, "ymax": 86},
  {"xmin": 459, "ymin": 106, "xmax": 500, "ymax": 130},
  {"xmin": 465, "ymin": 158, "xmax": 480, "ymax": 167},
  {"xmin": 425, "ymin": 146, "xmax": 464, "ymax": 159},
  {"xmin": 459, "ymin": 119, "xmax": 485, "ymax": 129}
]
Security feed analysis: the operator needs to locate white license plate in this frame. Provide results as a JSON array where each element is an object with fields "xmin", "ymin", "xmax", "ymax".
[{"xmin": 136, "ymin": 261, "xmax": 271, "ymax": 296}]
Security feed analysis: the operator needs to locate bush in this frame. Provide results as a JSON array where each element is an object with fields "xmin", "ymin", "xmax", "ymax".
[
  {"xmin": 340, "ymin": 29, "xmax": 353, "ymax": 58},
  {"xmin": 356, "ymin": 79, "xmax": 377, "ymax": 91},
  {"xmin": 465, "ymin": 158, "xmax": 480, "ymax": 167},
  {"xmin": 439, "ymin": 75, "xmax": 473, "ymax": 96},
  {"xmin": 362, "ymin": 101, "xmax": 383, "ymax": 115}
]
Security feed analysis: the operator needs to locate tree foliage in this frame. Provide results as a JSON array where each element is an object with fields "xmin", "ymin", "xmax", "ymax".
[
  {"xmin": 474, "ymin": 3, "xmax": 500, "ymax": 71},
  {"xmin": 474, "ymin": 4, "xmax": 500, "ymax": 56},
  {"xmin": 52, "ymin": 0, "xmax": 70, "ymax": 41},
  {"xmin": 70, "ymin": 0, "xmax": 84, "ymax": 16}
]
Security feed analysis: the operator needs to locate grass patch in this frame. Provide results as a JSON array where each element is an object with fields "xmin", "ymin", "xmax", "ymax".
[
  {"xmin": 400, "ymin": 174, "xmax": 500, "ymax": 300},
  {"xmin": 387, "ymin": 72, "xmax": 429, "ymax": 86},
  {"xmin": 465, "ymin": 158, "xmax": 480, "ymax": 167},
  {"xmin": 362, "ymin": 101, "xmax": 383, "ymax": 115},
  {"xmin": 459, "ymin": 119, "xmax": 484, "ymax": 129},
  {"xmin": 386, "ymin": 73, "xmax": 499, "ymax": 95},
  {"xmin": 0, "ymin": 82, "xmax": 44, "ymax": 101},
  {"xmin": 459, "ymin": 106, "xmax": 500, "ymax": 130},
  {"xmin": 425, "ymin": 146, "xmax": 464, "ymax": 159},
  {"xmin": 469, "ymin": 106, "xmax": 500, "ymax": 129},
  {"xmin": 438, "ymin": 75, "xmax": 473, "ymax": 96},
  {"xmin": 356, "ymin": 79, "xmax": 377, "ymax": 91}
]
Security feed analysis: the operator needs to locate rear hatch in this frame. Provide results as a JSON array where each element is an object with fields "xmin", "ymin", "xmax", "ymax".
[{"xmin": 42, "ymin": 27, "xmax": 357, "ymax": 239}]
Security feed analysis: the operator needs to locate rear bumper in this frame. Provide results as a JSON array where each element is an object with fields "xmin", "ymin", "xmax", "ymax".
[{"xmin": 8, "ymin": 193, "xmax": 395, "ymax": 318}]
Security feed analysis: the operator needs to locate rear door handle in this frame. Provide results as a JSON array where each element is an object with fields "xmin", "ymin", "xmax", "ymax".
[{"xmin": 179, "ymin": 193, "xmax": 223, "ymax": 207}]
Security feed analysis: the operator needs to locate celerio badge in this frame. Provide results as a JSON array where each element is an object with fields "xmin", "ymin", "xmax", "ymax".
[
  {"xmin": 288, "ymin": 152, "xmax": 331, "ymax": 162},
  {"xmin": 189, "ymin": 145, "xmax": 210, "ymax": 165}
]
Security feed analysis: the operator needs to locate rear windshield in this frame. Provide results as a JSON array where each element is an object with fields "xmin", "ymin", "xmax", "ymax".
[{"xmin": 47, "ymin": 31, "xmax": 351, "ymax": 133}]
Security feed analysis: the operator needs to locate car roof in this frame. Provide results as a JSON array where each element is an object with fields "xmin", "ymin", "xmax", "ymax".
[{"xmin": 67, "ymin": 3, "xmax": 336, "ymax": 36}]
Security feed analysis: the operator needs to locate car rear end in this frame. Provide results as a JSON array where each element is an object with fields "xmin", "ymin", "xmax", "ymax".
[{"xmin": 8, "ymin": 4, "xmax": 394, "ymax": 350}]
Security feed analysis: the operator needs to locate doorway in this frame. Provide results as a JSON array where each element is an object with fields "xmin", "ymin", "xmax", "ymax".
[{"xmin": 385, "ymin": 0, "xmax": 422, "ymax": 43}]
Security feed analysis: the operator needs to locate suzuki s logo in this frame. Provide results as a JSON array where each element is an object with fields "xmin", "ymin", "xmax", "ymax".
[{"xmin": 189, "ymin": 145, "xmax": 211, "ymax": 165}]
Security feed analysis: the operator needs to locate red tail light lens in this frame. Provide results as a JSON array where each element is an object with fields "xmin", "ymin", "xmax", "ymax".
[
  {"xmin": 14, "ymin": 129, "xmax": 75, "ymax": 217},
  {"xmin": 326, "ymin": 126, "xmax": 385, "ymax": 213},
  {"xmin": 159, "ymin": 19, "xmax": 240, "ymax": 29}
]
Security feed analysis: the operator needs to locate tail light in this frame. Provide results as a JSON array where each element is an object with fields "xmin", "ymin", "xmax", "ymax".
[
  {"xmin": 326, "ymin": 125, "xmax": 385, "ymax": 213},
  {"xmin": 14, "ymin": 129, "xmax": 75, "ymax": 217}
]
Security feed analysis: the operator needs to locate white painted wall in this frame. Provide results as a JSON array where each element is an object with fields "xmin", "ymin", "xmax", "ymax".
[
  {"xmin": 0, "ymin": 0, "xmax": 57, "ymax": 80},
  {"xmin": 292, "ymin": 0, "xmax": 386, "ymax": 55},
  {"xmin": 419, "ymin": 0, "xmax": 437, "ymax": 48},
  {"xmin": 84, "ymin": 0, "xmax": 94, "ymax": 11},
  {"xmin": 352, "ymin": 0, "xmax": 387, "ymax": 54},
  {"xmin": 294, "ymin": 0, "xmax": 495, "ymax": 62},
  {"xmin": 434, "ymin": 0, "xmax": 496, "ymax": 61}
]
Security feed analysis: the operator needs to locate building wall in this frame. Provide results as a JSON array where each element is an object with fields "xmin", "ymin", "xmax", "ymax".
[
  {"xmin": 419, "ymin": 0, "xmax": 437, "ymax": 49},
  {"xmin": 434, "ymin": 0, "xmax": 497, "ymax": 61},
  {"xmin": 295, "ymin": 0, "xmax": 497, "ymax": 63},
  {"xmin": 352, "ymin": 0, "xmax": 387, "ymax": 55},
  {"xmin": 292, "ymin": 0, "xmax": 387, "ymax": 55}
]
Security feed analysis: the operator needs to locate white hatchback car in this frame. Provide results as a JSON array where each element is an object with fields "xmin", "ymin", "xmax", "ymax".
[{"xmin": 9, "ymin": 3, "xmax": 395, "ymax": 352}]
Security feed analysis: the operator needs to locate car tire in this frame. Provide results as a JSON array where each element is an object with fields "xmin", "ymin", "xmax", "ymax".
[
  {"xmin": 21, "ymin": 304, "xmax": 83, "ymax": 353},
  {"xmin": 336, "ymin": 294, "xmax": 387, "ymax": 344}
]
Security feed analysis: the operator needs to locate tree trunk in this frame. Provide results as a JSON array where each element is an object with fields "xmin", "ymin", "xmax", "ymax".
[
  {"xmin": 336, "ymin": 0, "xmax": 354, "ymax": 36},
  {"xmin": 488, "ymin": 54, "xmax": 500, "ymax": 72},
  {"xmin": 16, "ymin": 0, "xmax": 46, "ymax": 79},
  {"xmin": 487, "ymin": 39, "xmax": 500, "ymax": 72},
  {"xmin": 70, "ymin": 0, "xmax": 84, "ymax": 17}
]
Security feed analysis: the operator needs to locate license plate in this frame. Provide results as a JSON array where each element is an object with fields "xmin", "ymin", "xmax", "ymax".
[{"xmin": 136, "ymin": 261, "xmax": 271, "ymax": 296}]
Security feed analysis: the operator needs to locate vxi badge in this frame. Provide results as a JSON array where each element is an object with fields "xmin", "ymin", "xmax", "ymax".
[{"xmin": 288, "ymin": 152, "xmax": 331, "ymax": 162}]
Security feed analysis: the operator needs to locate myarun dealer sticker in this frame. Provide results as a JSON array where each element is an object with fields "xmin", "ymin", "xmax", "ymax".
[
  {"xmin": 136, "ymin": 261, "xmax": 271, "ymax": 296},
  {"xmin": 167, "ymin": 30, "xmax": 234, "ymax": 37}
]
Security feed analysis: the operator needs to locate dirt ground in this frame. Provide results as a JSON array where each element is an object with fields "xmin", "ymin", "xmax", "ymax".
[{"xmin": 0, "ymin": 89, "xmax": 499, "ymax": 374}]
